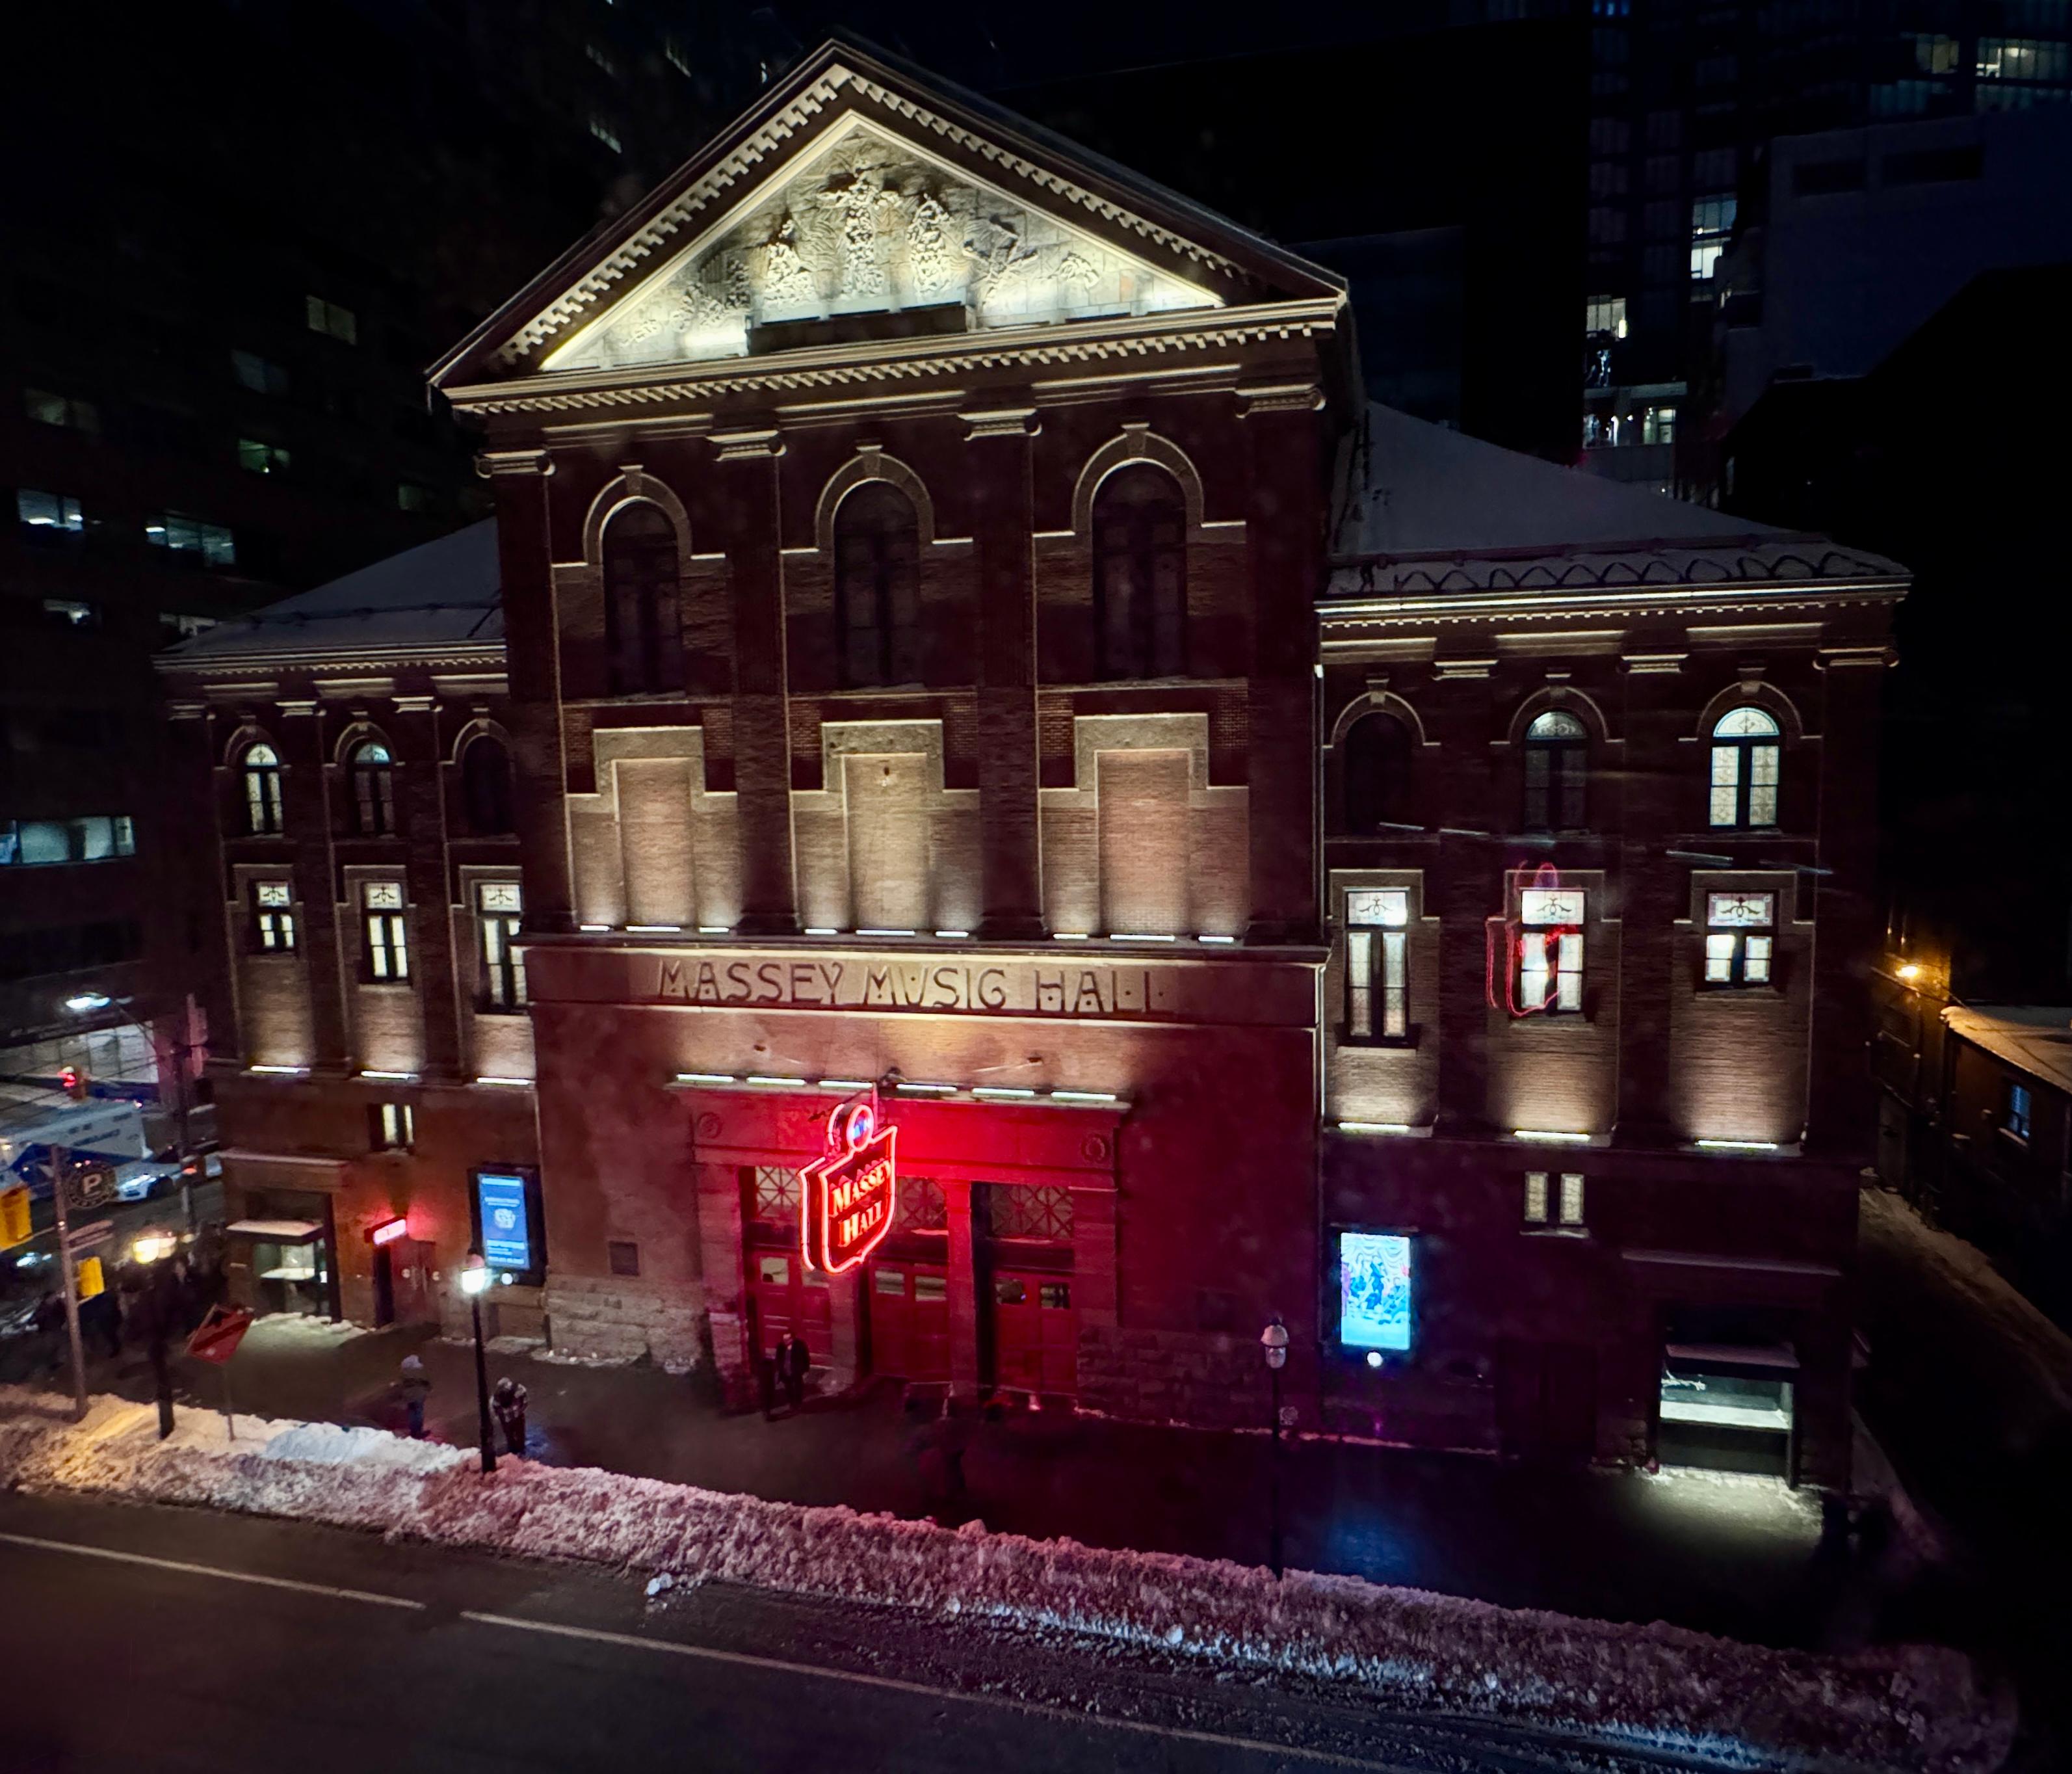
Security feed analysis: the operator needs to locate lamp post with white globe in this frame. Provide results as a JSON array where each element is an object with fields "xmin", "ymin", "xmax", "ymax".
[
  {"xmin": 459, "ymin": 1251, "xmax": 497, "ymax": 1475},
  {"xmin": 1260, "ymin": 1316, "xmax": 1289, "ymax": 1576}
]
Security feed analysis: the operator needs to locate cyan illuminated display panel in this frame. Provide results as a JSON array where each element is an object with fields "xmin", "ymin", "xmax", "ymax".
[{"xmin": 1339, "ymin": 1231, "xmax": 1412, "ymax": 1353}]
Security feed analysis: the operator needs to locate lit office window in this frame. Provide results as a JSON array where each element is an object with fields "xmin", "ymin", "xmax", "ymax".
[
  {"xmin": 478, "ymin": 881, "xmax": 526, "ymax": 1010},
  {"xmin": 253, "ymin": 880, "xmax": 297, "ymax": 952},
  {"xmin": 1703, "ymin": 892, "xmax": 1775, "ymax": 986},
  {"xmin": 1344, "ymin": 888, "xmax": 1410, "ymax": 1042},
  {"xmin": 1709, "ymin": 708, "xmax": 1781, "ymax": 828},
  {"xmin": 363, "ymin": 881, "xmax": 409, "ymax": 981},
  {"xmin": 305, "ymin": 295, "xmax": 358, "ymax": 344},
  {"xmin": 1518, "ymin": 888, "xmax": 1586, "ymax": 1014}
]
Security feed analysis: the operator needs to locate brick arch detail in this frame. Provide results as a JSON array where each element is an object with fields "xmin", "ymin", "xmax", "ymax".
[
  {"xmin": 1069, "ymin": 426, "xmax": 1207, "ymax": 536},
  {"xmin": 579, "ymin": 466, "xmax": 694, "ymax": 566},
  {"xmin": 1327, "ymin": 690, "xmax": 1430, "ymax": 752},
  {"xmin": 812, "ymin": 449, "xmax": 937, "ymax": 553},
  {"xmin": 1694, "ymin": 680, "xmax": 1806, "ymax": 745},
  {"xmin": 1506, "ymin": 685, "xmax": 1616, "ymax": 747}
]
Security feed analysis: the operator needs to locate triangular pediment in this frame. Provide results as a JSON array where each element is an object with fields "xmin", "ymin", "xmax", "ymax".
[
  {"xmin": 434, "ymin": 42, "xmax": 1343, "ymax": 391},
  {"xmin": 542, "ymin": 114, "xmax": 1224, "ymax": 374}
]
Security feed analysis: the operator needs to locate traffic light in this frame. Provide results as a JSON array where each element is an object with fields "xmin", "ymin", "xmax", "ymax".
[{"xmin": 60, "ymin": 1065, "xmax": 90, "ymax": 1102}]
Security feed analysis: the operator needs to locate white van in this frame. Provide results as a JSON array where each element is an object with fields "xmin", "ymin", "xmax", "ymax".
[{"xmin": 0, "ymin": 1098, "xmax": 148, "ymax": 1193}]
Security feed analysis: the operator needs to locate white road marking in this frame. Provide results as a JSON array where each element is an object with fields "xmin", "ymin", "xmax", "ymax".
[
  {"xmin": 460, "ymin": 1608, "xmax": 1415, "ymax": 1771},
  {"xmin": 0, "ymin": 1529, "xmax": 426, "ymax": 1611},
  {"xmin": 0, "ymin": 1525, "xmax": 1411, "ymax": 1769}
]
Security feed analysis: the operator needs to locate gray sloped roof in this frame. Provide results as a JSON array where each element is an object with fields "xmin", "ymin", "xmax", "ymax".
[
  {"xmin": 159, "ymin": 520, "xmax": 503, "ymax": 670},
  {"xmin": 1328, "ymin": 404, "xmax": 1906, "ymax": 598},
  {"xmin": 1945, "ymin": 1005, "xmax": 2072, "ymax": 1099}
]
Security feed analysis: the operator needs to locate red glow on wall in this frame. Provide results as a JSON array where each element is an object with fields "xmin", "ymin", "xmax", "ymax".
[
  {"xmin": 800, "ymin": 1094, "xmax": 897, "ymax": 1276},
  {"xmin": 369, "ymin": 1215, "xmax": 410, "ymax": 1247},
  {"xmin": 1485, "ymin": 862, "xmax": 1579, "ymax": 1018}
]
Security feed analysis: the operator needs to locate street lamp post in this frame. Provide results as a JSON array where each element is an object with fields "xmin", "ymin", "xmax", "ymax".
[
  {"xmin": 132, "ymin": 1232, "xmax": 181, "ymax": 1440},
  {"xmin": 1259, "ymin": 1316, "xmax": 1289, "ymax": 1578},
  {"xmin": 460, "ymin": 1251, "xmax": 496, "ymax": 1476}
]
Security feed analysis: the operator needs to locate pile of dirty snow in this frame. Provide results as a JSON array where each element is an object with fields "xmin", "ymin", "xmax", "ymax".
[{"xmin": 0, "ymin": 1388, "xmax": 2012, "ymax": 1774}]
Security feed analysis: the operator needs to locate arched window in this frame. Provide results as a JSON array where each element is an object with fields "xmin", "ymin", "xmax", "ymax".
[
  {"xmin": 1342, "ymin": 712, "xmax": 1413, "ymax": 832},
  {"xmin": 241, "ymin": 742, "xmax": 283, "ymax": 835},
  {"xmin": 1092, "ymin": 464, "xmax": 1187, "ymax": 680},
  {"xmin": 1523, "ymin": 709, "xmax": 1588, "ymax": 832},
  {"xmin": 349, "ymin": 739, "xmax": 395, "ymax": 836},
  {"xmin": 1709, "ymin": 706, "xmax": 1781, "ymax": 828},
  {"xmin": 460, "ymin": 733, "xmax": 514, "ymax": 835},
  {"xmin": 603, "ymin": 502, "xmax": 683, "ymax": 696},
  {"xmin": 832, "ymin": 482, "xmax": 921, "ymax": 688}
]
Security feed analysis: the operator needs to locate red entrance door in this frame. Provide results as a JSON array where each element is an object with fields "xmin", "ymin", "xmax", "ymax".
[
  {"xmin": 748, "ymin": 1252, "xmax": 832, "ymax": 1363},
  {"xmin": 868, "ymin": 1263, "xmax": 950, "ymax": 1381},
  {"xmin": 989, "ymin": 1271, "xmax": 1077, "ymax": 1395}
]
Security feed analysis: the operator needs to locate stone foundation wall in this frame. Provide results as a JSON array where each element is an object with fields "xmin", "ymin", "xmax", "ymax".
[
  {"xmin": 546, "ymin": 1273, "xmax": 707, "ymax": 1370},
  {"xmin": 1077, "ymin": 1326, "xmax": 1281, "ymax": 1431}
]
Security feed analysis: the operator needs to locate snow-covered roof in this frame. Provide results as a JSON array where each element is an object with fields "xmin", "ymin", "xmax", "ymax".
[
  {"xmin": 1328, "ymin": 404, "xmax": 1904, "ymax": 600},
  {"xmin": 159, "ymin": 520, "xmax": 503, "ymax": 671},
  {"xmin": 1943, "ymin": 1005, "xmax": 2072, "ymax": 1098}
]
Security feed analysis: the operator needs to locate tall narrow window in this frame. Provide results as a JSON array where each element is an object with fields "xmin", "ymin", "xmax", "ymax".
[
  {"xmin": 252, "ymin": 880, "xmax": 296, "ymax": 952},
  {"xmin": 832, "ymin": 481, "xmax": 922, "ymax": 687},
  {"xmin": 1523, "ymin": 709, "xmax": 1588, "ymax": 832},
  {"xmin": 477, "ymin": 880, "xmax": 525, "ymax": 1010},
  {"xmin": 371, "ymin": 1102, "xmax": 415, "ymax": 1150},
  {"xmin": 1092, "ymin": 464, "xmax": 1187, "ymax": 680},
  {"xmin": 1344, "ymin": 888, "xmax": 1410, "ymax": 1042},
  {"xmin": 460, "ymin": 733, "xmax": 514, "ymax": 835},
  {"xmin": 1517, "ymin": 886, "xmax": 1586, "ymax": 1014},
  {"xmin": 363, "ymin": 880, "xmax": 409, "ymax": 981},
  {"xmin": 2006, "ymin": 1081, "xmax": 2032, "ymax": 1142},
  {"xmin": 1342, "ymin": 712, "xmax": 1413, "ymax": 832},
  {"xmin": 1709, "ymin": 707, "xmax": 1781, "ymax": 828},
  {"xmin": 350, "ymin": 739, "xmax": 395, "ymax": 836},
  {"xmin": 242, "ymin": 743, "xmax": 283, "ymax": 834},
  {"xmin": 603, "ymin": 502, "xmax": 683, "ymax": 696},
  {"xmin": 1703, "ymin": 891, "xmax": 1775, "ymax": 986}
]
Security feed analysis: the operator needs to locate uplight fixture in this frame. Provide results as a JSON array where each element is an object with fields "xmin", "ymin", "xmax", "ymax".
[{"xmin": 1513, "ymin": 1128, "xmax": 1593, "ymax": 1145}]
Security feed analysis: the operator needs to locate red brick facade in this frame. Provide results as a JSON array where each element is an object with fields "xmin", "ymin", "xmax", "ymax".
[{"xmin": 160, "ymin": 45, "xmax": 1902, "ymax": 1490}]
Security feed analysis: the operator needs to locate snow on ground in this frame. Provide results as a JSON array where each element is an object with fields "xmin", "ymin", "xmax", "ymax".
[
  {"xmin": 238, "ymin": 1314, "xmax": 371, "ymax": 1349},
  {"xmin": 0, "ymin": 1386, "xmax": 2012, "ymax": 1774}
]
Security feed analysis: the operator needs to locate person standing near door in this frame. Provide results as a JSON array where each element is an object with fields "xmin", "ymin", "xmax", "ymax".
[
  {"xmin": 398, "ymin": 1353, "xmax": 431, "ymax": 1438},
  {"xmin": 780, "ymin": 1329, "xmax": 810, "ymax": 1412},
  {"xmin": 492, "ymin": 1376, "xmax": 528, "ymax": 1457}
]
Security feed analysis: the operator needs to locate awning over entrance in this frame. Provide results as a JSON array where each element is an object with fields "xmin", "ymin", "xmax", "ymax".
[{"xmin": 225, "ymin": 1219, "xmax": 325, "ymax": 1239}]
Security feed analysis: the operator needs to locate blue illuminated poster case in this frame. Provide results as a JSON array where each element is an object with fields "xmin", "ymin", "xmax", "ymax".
[
  {"xmin": 1339, "ymin": 1231, "xmax": 1413, "ymax": 1353},
  {"xmin": 475, "ymin": 1171, "xmax": 538, "ymax": 1278}
]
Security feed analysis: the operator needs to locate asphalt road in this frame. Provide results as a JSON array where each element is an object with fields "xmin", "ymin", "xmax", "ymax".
[{"xmin": 0, "ymin": 1491, "xmax": 1731, "ymax": 1774}]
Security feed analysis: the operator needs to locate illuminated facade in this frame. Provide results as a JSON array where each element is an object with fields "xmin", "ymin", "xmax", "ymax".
[
  {"xmin": 1318, "ymin": 404, "xmax": 1902, "ymax": 1487},
  {"xmin": 162, "ymin": 44, "xmax": 1903, "ymax": 1487}
]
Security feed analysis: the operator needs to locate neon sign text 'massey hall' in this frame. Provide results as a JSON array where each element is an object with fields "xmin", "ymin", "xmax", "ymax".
[{"xmin": 800, "ymin": 1096, "xmax": 897, "ymax": 1275}]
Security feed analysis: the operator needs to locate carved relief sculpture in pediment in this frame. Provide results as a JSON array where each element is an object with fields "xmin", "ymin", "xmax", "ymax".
[{"xmin": 545, "ymin": 121, "xmax": 1222, "ymax": 372}]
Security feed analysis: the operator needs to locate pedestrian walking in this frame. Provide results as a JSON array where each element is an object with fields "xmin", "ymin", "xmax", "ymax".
[
  {"xmin": 491, "ymin": 1375, "xmax": 529, "ymax": 1457},
  {"xmin": 398, "ymin": 1352, "xmax": 431, "ymax": 1438},
  {"xmin": 780, "ymin": 1328, "xmax": 810, "ymax": 1412}
]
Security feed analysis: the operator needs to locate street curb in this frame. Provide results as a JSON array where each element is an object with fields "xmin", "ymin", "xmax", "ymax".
[{"xmin": 0, "ymin": 1389, "xmax": 2015, "ymax": 1774}]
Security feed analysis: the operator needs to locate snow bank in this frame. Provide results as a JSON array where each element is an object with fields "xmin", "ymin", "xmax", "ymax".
[{"xmin": 0, "ymin": 1389, "xmax": 2010, "ymax": 1774}]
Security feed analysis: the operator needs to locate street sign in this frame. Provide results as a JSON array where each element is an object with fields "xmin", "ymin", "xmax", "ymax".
[
  {"xmin": 64, "ymin": 1219, "xmax": 114, "ymax": 1252},
  {"xmin": 0, "ymin": 1185, "xmax": 28, "ymax": 1249},
  {"xmin": 185, "ymin": 1304, "xmax": 256, "ymax": 1366},
  {"xmin": 75, "ymin": 1256, "xmax": 105, "ymax": 1301},
  {"xmin": 800, "ymin": 1095, "xmax": 896, "ymax": 1276},
  {"xmin": 64, "ymin": 1164, "xmax": 116, "ymax": 1215}
]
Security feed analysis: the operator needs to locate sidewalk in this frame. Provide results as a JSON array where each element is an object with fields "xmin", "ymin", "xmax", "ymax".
[
  {"xmin": 30, "ymin": 1310, "xmax": 1854, "ymax": 1652},
  {"xmin": 1856, "ymin": 1185, "xmax": 2072, "ymax": 1770}
]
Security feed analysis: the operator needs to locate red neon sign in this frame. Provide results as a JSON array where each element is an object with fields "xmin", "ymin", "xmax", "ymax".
[
  {"xmin": 800, "ymin": 1095, "xmax": 897, "ymax": 1276},
  {"xmin": 369, "ymin": 1216, "xmax": 410, "ymax": 1247},
  {"xmin": 1486, "ymin": 862, "xmax": 1582, "ymax": 1018}
]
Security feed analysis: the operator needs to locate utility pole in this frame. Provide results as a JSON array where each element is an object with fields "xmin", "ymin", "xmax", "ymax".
[{"xmin": 50, "ymin": 1145, "xmax": 88, "ymax": 1422}]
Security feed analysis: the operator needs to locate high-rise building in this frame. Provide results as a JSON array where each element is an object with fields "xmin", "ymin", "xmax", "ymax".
[{"xmin": 2, "ymin": 1, "xmax": 761, "ymax": 1080}]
